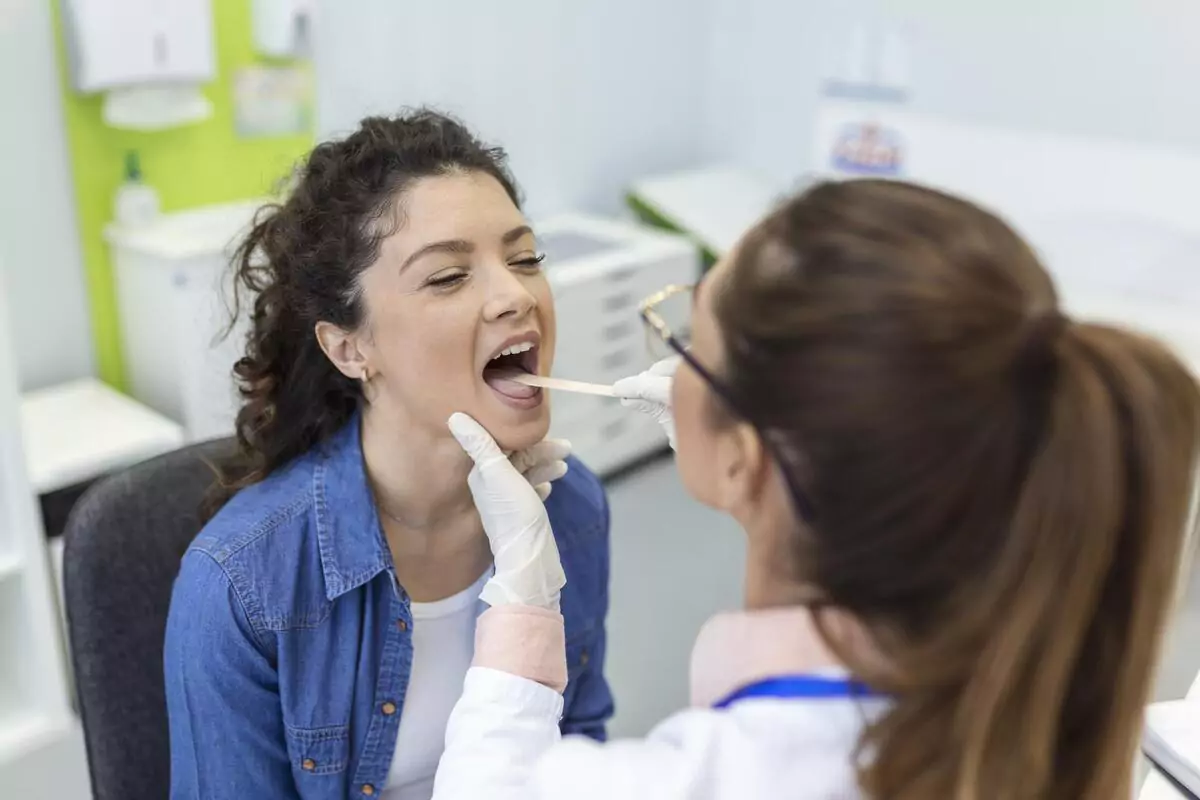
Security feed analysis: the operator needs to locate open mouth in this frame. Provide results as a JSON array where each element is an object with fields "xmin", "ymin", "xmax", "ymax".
[{"xmin": 482, "ymin": 338, "xmax": 542, "ymax": 408}]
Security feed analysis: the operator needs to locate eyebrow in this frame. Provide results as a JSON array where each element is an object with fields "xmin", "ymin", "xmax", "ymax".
[
  {"xmin": 400, "ymin": 225, "xmax": 535, "ymax": 272},
  {"xmin": 503, "ymin": 224, "xmax": 534, "ymax": 245}
]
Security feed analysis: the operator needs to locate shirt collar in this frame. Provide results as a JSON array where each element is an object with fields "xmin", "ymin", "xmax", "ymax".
[
  {"xmin": 689, "ymin": 607, "xmax": 846, "ymax": 708},
  {"xmin": 313, "ymin": 411, "xmax": 395, "ymax": 600}
]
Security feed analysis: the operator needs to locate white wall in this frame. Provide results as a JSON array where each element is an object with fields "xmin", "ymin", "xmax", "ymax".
[
  {"xmin": 703, "ymin": 0, "xmax": 1200, "ymax": 181},
  {"xmin": 313, "ymin": 0, "xmax": 710, "ymax": 218},
  {"xmin": 0, "ymin": 0, "xmax": 93, "ymax": 391},
  {"xmin": 1, "ymin": 0, "xmax": 1197, "ymax": 394}
]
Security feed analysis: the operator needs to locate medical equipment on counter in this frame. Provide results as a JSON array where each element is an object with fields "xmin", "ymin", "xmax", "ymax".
[
  {"xmin": 538, "ymin": 214, "xmax": 698, "ymax": 475},
  {"xmin": 107, "ymin": 200, "xmax": 264, "ymax": 442},
  {"xmin": 510, "ymin": 374, "xmax": 617, "ymax": 398}
]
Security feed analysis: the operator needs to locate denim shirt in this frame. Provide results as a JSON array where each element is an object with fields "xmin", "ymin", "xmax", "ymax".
[{"xmin": 164, "ymin": 415, "xmax": 614, "ymax": 799}]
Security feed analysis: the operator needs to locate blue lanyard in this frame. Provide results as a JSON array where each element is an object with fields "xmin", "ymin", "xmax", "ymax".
[{"xmin": 713, "ymin": 675, "xmax": 880, "ymax": 709}]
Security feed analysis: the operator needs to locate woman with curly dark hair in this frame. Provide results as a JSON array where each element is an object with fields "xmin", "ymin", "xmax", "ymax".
[{"xmin": 163, "ymin": 110, "xmax": 614, "ymax": 800}]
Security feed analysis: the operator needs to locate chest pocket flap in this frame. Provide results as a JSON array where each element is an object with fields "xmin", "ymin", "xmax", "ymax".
[{"xmin": 286, "ymin": 724, "xmax": 351, "ymax": 778}]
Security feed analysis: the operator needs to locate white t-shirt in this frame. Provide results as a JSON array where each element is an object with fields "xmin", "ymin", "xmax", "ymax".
[{"xmin": 383, "ymin": 569, "xmax": 490, "ymax": 800}]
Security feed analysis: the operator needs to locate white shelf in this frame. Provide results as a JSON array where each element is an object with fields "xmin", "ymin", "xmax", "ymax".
[
  {"xmin": 20, "ymin": 377, "xmax": 185, "ymax": 494},
  {"xmin": 0, "ymin": 272, "xmax": 75, "ymax": 786}
]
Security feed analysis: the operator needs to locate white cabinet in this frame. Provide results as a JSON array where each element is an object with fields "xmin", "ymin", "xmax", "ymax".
[
  {"xmin": 540, "ymin": 215, "xmax": 699, "ymax": 475},
  {"xmin": 0, "ymin": 274, "xmax": 82, "ymax": 790},
  {"xmin": 107, "ymin": 200, "xmax": 264, "ymax": 443}
]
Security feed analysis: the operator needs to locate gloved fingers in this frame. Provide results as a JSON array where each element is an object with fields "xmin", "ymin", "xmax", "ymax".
[
  {"xmin": 611, "ymin": 374, "xmax": 641, "ymax": 400},
  {"xmin": 648, "ymin": 354, "xmax": 683, "ymax": 378},
  {"xmin": 448, "ymin": 413, "xmax": 507, "ymax": 468},
  {"xmin": 523, "ymin": 459, "xmax": 569, "ymax": 489},
  {"xmin": 612, "ymin": 373, "xmax": 672, "ymax": 405},
  {"xmin": 534, "ymin": 482, "xmax": 552, "ymax": 502},
  {"xmin": 618, "ymin": 397, "xmax": 666, "ymax": 417},
  {"xmin": 510, "ymin": 438, "xmax": 572, "ymax": 476}
]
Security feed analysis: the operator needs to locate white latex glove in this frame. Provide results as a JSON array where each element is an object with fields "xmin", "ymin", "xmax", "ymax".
[
  {"xmin": 510, "ymin": 437, "xmax": 571, "ymax": 502},
  {"xmin": 448, "ymin": 413, "xmax": 567, "ymax": 610},
  {"xmin": 612, "ymin": 355, "xmax": 680, "ymax": 449}
]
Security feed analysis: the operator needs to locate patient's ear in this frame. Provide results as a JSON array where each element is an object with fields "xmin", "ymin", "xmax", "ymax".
[{"xmin": 315, "ymin": 321, "xmax": 369, "ymax": 380}]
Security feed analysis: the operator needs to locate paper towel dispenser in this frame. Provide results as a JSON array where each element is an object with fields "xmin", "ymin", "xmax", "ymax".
[{"xmin": 64, "ymin": 0, "xmax": 216, "ymax": 92}]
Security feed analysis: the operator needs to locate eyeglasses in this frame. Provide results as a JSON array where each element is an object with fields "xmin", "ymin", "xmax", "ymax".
[{"xmin": 638, "ymin": 284, "xmax": 817, "ymax": 523}]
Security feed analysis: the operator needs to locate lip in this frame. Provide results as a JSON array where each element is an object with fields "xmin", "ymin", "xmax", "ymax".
[
  {"xmin": 481, "ymin": 329, "xmax": 544, "ymax": 412},
  {"xmin": 482, "ymin": 330, "xmax": 542, "ymax": 373}
]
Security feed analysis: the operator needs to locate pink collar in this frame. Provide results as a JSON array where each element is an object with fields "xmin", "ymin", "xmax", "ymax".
[{"xmin": 689, "ymin": 607, "xmax": 846, "ymax": 708}]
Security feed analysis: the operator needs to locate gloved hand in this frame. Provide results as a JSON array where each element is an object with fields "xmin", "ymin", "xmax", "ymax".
[
  {"xmin": 510, "ymin": 436, "xmax": 572, "ymax": 502},
  {"xmin": 448, "ymin": 413, "xmax": 567, "ymax": 611},
  {"xmin": 612, "ymin": 355, "xmax": 680, "ymax": 449}
]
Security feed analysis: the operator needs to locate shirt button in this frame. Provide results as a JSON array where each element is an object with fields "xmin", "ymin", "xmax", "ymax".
[
  {"xmin": 579, "ymin": 648, "xmax": 591, "ymax": 667},
  {"xmin": 381, "ymin": 701, "xmax": 397, "ymax": 716},
  {"xmin": 301, "ymin": 758, "xmax": 316, "ymax": 771},
  {"xmin": 397, "ymin": 619, "xmax": 408, "ymax": 632},
  {"xmin": 362, "ymin": 785, "xmax": 376, "ymax": 796}
]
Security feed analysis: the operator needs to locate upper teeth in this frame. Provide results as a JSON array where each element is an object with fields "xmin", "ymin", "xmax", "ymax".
[{"xmin": 494, "ymin": 341, "xmax": 534, "ymax": 360}]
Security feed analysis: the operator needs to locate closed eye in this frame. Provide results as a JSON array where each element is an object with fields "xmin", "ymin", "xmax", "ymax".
[
  {"xmin": 510, "ymin": 253, "xmax": 546, "ymax": 271},
  {"xmin": 426, "ymin": 271, "xmax": 468, "ymax": 289}
]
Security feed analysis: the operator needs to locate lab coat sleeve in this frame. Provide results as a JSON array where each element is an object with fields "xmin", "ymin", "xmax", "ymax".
[
  {"xmin": 431, "ymin": 667, "xmax": 565, "ymax": 800},
  {"xmin": 433, "ymin": 667, "xmax": 704, "ymax": 800}
]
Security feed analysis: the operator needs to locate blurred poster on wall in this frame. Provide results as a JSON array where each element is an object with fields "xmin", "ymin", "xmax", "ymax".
[
  {"xmin": 813, "ymin": 98, "xmax": 1200, "ymax": 370},
  {"xmin": 233, "ymin": 65, "xmax": 312, "ymax": 138}
]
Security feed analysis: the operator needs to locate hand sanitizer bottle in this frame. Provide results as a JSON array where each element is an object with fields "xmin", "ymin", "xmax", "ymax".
[{"xmin": 113, "ymin": 151, "xmax": 160, "ymax": 226}]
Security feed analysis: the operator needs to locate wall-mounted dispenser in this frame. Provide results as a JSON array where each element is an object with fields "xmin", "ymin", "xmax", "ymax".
[
  {"xmin": 252, "ymin": 0, "xmax": 314, "ymax": 59},
  {"xmin": 63, "ymin": 0, "xmax": 216, "ymax": 130}
]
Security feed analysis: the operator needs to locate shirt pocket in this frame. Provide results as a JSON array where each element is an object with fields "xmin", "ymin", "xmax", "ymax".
[{"xmin": 286, "ymin": 724, "xmax": 351, "ymax": 779}]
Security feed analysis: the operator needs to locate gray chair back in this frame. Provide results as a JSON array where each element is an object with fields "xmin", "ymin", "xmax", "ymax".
[{"xmin": 63, "ymin": 438, "xmax": 235, "ymax": 800}]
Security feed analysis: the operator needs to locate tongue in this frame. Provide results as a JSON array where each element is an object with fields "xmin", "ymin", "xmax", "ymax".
[{"xmin": 483, "ymin": 367, "xmax": 538, "ymax": 399}]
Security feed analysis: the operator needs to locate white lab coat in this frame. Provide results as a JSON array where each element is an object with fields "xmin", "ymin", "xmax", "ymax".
[
  {"xmin": 432, "ymin": 607, "xmax": 885, "ymax": 800},
  {"xmin": 432, "ymin": 667, "xmax": 874, "ymax": 800}
]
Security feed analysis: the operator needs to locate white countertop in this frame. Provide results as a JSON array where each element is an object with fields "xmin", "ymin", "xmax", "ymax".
[
  {"xmin": 104, "ymin": 198, "xmax": 268, "ymax": 260},
  {"xmin": 1139, "ymin": 673, "xmax": 1200, "ymax": 800},
  {"xmin": 20, "ymin": 378, "xmax": 184, "ymax": 494}
]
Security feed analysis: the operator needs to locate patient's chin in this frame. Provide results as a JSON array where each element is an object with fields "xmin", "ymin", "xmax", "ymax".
[{"xmin": 491, "ymin": 413, "xmax": 552, "ymax": 454}]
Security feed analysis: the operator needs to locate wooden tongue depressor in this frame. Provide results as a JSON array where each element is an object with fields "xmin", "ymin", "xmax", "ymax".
[{"xmin": 509, "ymin": 372, "xmax": 617, "ymax": 398}]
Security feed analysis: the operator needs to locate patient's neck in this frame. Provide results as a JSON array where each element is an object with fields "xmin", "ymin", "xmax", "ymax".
[{"xmin": 360, "ymin": 402, "xmax": 491, "ymax": 602}]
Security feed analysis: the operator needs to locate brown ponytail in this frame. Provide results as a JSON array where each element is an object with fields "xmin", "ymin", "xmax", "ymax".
[
  {"xmin": 204, "ymin": 110, "xmax": 520, "ymax": 519},
  {"xmin": 716, "ymin": 179, "xmax": 1200, "ymax": 798},
  {"xmin": 861, "ymin": 323, "xmax": 1199, "ymax": 798}
]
